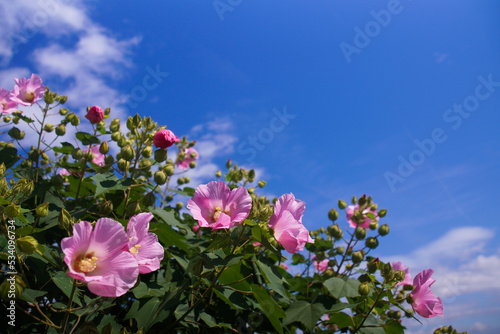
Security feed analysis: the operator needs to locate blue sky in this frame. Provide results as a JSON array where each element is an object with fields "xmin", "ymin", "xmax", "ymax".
[{"xmin": 1, "ymin": 1, "xmax": 500, "ymax": 332}]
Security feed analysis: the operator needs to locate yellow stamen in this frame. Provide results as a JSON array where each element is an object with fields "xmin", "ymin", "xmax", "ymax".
[
  {"xmin": 24, "ymin": 91, "xmax": 35, "ymax": 103},
  {"xmin": 78, "ymin": 256, "xmax": 98, "ymax": 273},
  {"xmin": 213, "ymin": 207, "xmax": 222, "ymax": 221},
  {"xmin": 129, "ymin": 244, "xmax": 141, "ymax": 255}
]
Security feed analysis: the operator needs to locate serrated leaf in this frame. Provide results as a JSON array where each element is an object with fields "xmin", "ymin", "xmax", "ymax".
[
  {"xmin": 283, "ymin": 301, "xmax": 325, "ymax": 330},
  {"xmin": 91, "ymin": 172, "xmax": 135, "ymax": 197},
  {"xmin": 324, "ymin": 277, "xmax": 360, "ymax": 299}
]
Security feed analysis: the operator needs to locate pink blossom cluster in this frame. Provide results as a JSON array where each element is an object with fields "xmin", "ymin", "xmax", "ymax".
[
  {"xmin": 61, "ymin": 213, "xmax": 164, "ymax": 297},
  {"xmin": 0, "ymin": 74, "xmax": 46, "ymax": 114},
  {"xmin": 176, "ymin": 147, "xmax": 199, "ymax": 170},
  {"xmin": 345, "ymin": 203, "xmax": 379, "ymax": 228}
]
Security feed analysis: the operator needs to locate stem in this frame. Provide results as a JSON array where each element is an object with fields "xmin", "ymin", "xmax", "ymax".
[
  {"xmin": 352, "ymin": 286, "xmax": 385, "ymax": 333},
  {"xmin": 61, "ymin": 279, "xmax": 77, "ymax": 333},
  {"xmin": 334, "ymin": 228, "xmax": 356, "ymax": 277}
]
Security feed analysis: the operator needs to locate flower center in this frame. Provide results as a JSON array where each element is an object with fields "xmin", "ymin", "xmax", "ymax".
[
  {"xmin": 78, "ymin": 256, "xmax": 98, "ymax": 273},
  {"xmin": 24, "ymin": 91, "xmax": 35, "ymax": 102},
  {"xmin": 213, "ymin": 207, "xmax": 223, "ymax": 221},
  {"xmin": 129, "ymin": 244, "xmax": 140, "ymax": 255}
]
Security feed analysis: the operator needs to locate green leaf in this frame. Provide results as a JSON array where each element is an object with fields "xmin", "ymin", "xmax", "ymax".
[
  {"xmin": 283, "ymin": 300, "xmax": 325, "ymax": 330},
  {"xmin": 75, "ymin": 131, "xmax": 100, "ymax": 145},
  {"xmin": 328, "ymin": 312, "xmax": 354, "ymax": 329},
  {"xmin": 251, "ymin": 225, "xmax": 281, "ymax": 258},
  {"xmin": 20, "ymin": 289, "xmax": 47, "ymax": 303},
  {"xmin": 52, "ymin": 142, "xmax": 75, "ymax": 154},
  {"xmin": 213, "ymin": 288, "xmax": 249, "ymax": 310},
  {"xmin": 382, "ymin": 319, "xmax": 405, "ymax": 334},
  {"xmin": 52, "ymin": 272, "xmax": 82, "ymax": 306},
  {"xmin": 151, "ymin": 222, "xmax": 190, "ymax": 253},
  {"xmin": 124, "ymin": 297, "xmax": 162, "ymax": 331},
  {"xmin": 200, "ymin": 251, "xmax": 242, "ymax": 269},
  {"xmin": 324, "ymin": 277, "xmax": 361, "ymax": 299},
  {"xmin": 251, "ymin": 284, "xmax": 285, "ymax": 334},
  {"xmin": 0, "ymin": 146, "xmax": 19, "ymax": 168},
  {"xmin": 151, "ymin": 208, "xmax": 194, "ymax": 237},
  {"xmin": 218, "ymin": 262, "xmax": 253, "ymax": 292},
  {"xmin": 255, "ymin": 259, "xmax": 290, "ymax": 301},
  {"xmin": 91, "ymin": 172, "xmax": 135, "ymax": 197}
]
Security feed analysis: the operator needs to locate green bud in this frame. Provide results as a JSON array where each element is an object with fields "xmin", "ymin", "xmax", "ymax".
[
  {"xmin": 338, "ymin": 199, "xmax": 347, "ymax": 210},
  {"xmin": 189, "ymin": 161, "xmax": 196, "ymax": 169},
  {"xmin": 352, "ymin": 250, "xmax": 364, "ymax": 263},
  {"xmin": 369, "ymin": 221, "xmax": 379, "ymax": 230},
  {"xmin": 117, "ymin": 136, "xmax": 128, "ymax": 148},
  {"xmin": 355, "ymin": 227, "xmax": 367, "ymax": 240},
  {"xmin": 16, "ymin": 236, "xmax": 38, "ymax": 254},
  {"xmin": 110, "ymin": 119, "xmax": 120, "ymax": 132},
  {"xmin": 257, "ymin": 180, "xmax": 266, "ymax": 188},
  {"xmin": 358, "ymin": 195, "xmax": 367, "ymax": 206},
  {"xmin": 358, "ymin": 282, "xmax": 370, "ymax": 296},
  {"xmin": 0, "ymin": 163, "xmax": 5, "ymax": 177},
  {"xmin": 0, "ymin": 277, "xmax": 26, "ymax": 300},
  {"xmin": 154, "ymin": 148, "xmax": 168, "ymax": 162},
  {"xmin": 44, "ymin": 92, "xmax": 54, "ymax": 104},
  {"xmin": 84, "ymin": 150, "xmax": 95, "ymax": 162},
  {"xmin": 71, "ymin": 148, "xmax": 83, "ymax": 160},
  {"xmin": 12, "ymin": 115, "xmax": 20, "ymax": 124},
  {"xmin": 365, "ymin": 237, "xmax": 379, "ymax": 249},
  {"xmin": 55, "ymin": 95, "xmax": 68, "ymax": 104},
  {"xmin": 248, "ymin": 169, "xmax": 255, "ymax": 182},
  {"xmin": 99, "ymin": 141, "xmax": 109, "ymax": 155},
  {"xmin": 433, "ymin": 329, "xmax": 442, "ymax": 334},
  {"xmin": 378, "ymin": 209, "xmax": 387, "ymax": 217},
  {"xmin": 177, "ymin": 177, "xmax": 185, "ymax": 185},
  {"xmin": 395, "ymin": 270, "xmax": 406, "ymax": 282},
  {"xmin": 70, "ymin": 115, "xmax": 80, "ymax": 126},
  {"xmin": 117, "ymin": 159, "xmax": 129, "ymax": 171},
  {"xmin": 142, "ymin": 146, "xmax": 153, "ymax": 158},
  {"xmin": 184, "ymin": 177, "xmax": 190, "ymax": 184},
  {"xmin": 327, "ymin": 224, "xmax": 343, "ymax": 240},
  {"xmin": 176, "ymin": 202, "xmax": 184, "ymax": 210},
  {"xmin": 166, "ymin": 194, "xmax": 174, "ymax": 202},
  {"xmin": 351, "ymin": 196, "xmax": 357, "ymax": 204},
  {"xmin": 403, "ymin": 284, "xmax": 414, "ymax": 291},
  {"xmin": 121, "ymin": 145, "xmax": 135, "ymax": 161},
  {"xmin": 98, "ymin": 200, "xmax": 113, "ymax": 215},
  {"xmin": 324, "ymin": 268, "xmax": 334, "ymax": 278},
  {"xmin": 3, "ymin": 116, "xmax": 11, "ymax": 122},
  {"xmin": 328, "ymin": 208, "xmax": 339, "ymax": 222},
  {"xmin": 132, "ymin": 114, "xmax": 142, "ymax": 127},
  {"xmin": 44, "ymin": 123, "xmax": 54, "ymax": 132},
  {"xmin": 104, "ymin": 155, "xmax": 114, "ymax": 165},
  {"xmin": 378, "ymin": 224, "xmax": 390, "ymax": 236},
  {"xmin": 55, "ymin": 123, "xmax": 66, "ymax": 136},
  {"xmin": 215, "ymin": 170, "xmax": 222, "ymax": 178},
  {"xmin": 336, "ymin": 246, "xmax": 345, "ymax": 255},
  {"xmin": 163, "ymin": 164, "xmax": 174, "ymax": 176},
  {"xmin": 5, "ymin": 204, "xmax": 20, "ymax": 218},
  {"xmin": 226, "ymin": 159, "xmax": 232, "ymax": 169},
  {"xmin": 35, "ymin": 202, "xmax": 50, "ymax": 217},
  {"xmin": 111, "ymin": 131, "xmax": 121, "ymax": 142},
  {"xmin": 59, "ymin": 108, "xmax": 69, "ymax": 115},
  {"xmin": 126, "ymin": 116, "xmax": 134, "ymax": 130},
  {"xmin": 154, "ymin": 170, "xmax": 167, "ymax": 185},
  {"xmin": 382, "ymin": 263, "xmax": 395, "ymax": 281},
  {"xmin": 58, "ymin": 208, "xmax": 72, "ymax": 230},
  {"xmin": 367, "ymin": 259, "xmax": 379, "ymax": 273},
  {"xmin": 126, "ymin": 201, "xmax": 141, "ymax": 217},
  {"xmin": 142, "ymin": 192, "xmax": 156, "ymax": 207},
  {"xmin": 8, "ymin": 127, "xmax": 24, "ymax": 140},
  {"xmin": 405, "ymin": 294, "xmax": 414, "ymax": 304}
]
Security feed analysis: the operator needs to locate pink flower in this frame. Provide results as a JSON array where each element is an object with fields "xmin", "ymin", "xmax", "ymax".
[
  {"xmin": 84, "ymin": 146, "xmax": 105, "ymax": 166},
  {"xmin": 58, "ymin": 168, "xmax": 71, "ymax": 176},
  {"xmin": 86, "ymin": 105, "xmax": 104, "ymax": 124},
  {"xmin": 279, "ymin": 263, "xmax": 289, "ymax": 270},
  {"xmin": 126, "ymin": 213, "xmax": 164, "ymax": 274},
  {"xmin": 186, "ymin": 181, "xmax": 252, "ymax": 230},
  {"xmin": 10, "ymin": 74, "xmax": 46, "ymax": 106},
  {"xmin": 411, "ymin": 269, "xmax": 443, "ymax": 318},
  {"xmin": 313, "ymin": 256, "xmax": 329, "ymax": 272},
  {"xmin": 153, "ymin": 129, "xmax": 179, "ymax": 148},
  {"xmin": 0, "ymin": 89, "xmax": 18, "ymax": 114},
  {"xmin": 61, "ymin": 219, "xmax": 139, "ymax": 297},
  {"xmin": 268, "ymin": 194, "xmax": 314, "ymax": 254},
  {"xmin": 176, "ymin": 147, "xmax": 199, "ymax": 170},
  {"xmin": 346, "ymin": 204, "xmax": 379, "ymax": 228},
  {"xmin": 392, "ymin": 261, "xmax": 412, "ymax": 286}
]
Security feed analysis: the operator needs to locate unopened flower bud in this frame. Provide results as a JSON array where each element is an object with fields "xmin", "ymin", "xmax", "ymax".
[
  {"xmin": 403, "ymin": 284, "xmax": 414, "ymax": 291},
  {"xmin": 111, "ymin": 132, "xmax": 121, "ymax": 142},
  {"xmin": 70, "ymin": 115, "xmax": 80, "ymax": 126},
  {"xmin": 338, "ymin": 199, "xmax": 347, "ymax": 209},
  {"xmin": 3, "ymin": 116, "xmax": 11, "ymax": 123},
  {"xmin": 12, "ymin": 115, "xmax": 20, "ymax": 124},
  {"xmin": 117, "ymin": 136, "xmax": 128, "ymax": 148},
  {"xmin": 258, "ymin": 180, "xmax": 266, "ymax": 188},
  {"xmin": 5, "ymin": 204, "xmax": 20, "ymax": 218},
  {"xmin": 110, "ymin": 119, "xmax": 120, "ymax": 132},
  {"xmin": 58, "ymin": 208, "xmax": 72, "ymax": 230},
  {"xmin": 351, "ymin": 196, "xmax": 357, "ymax": 204},
  {"xmin": 337, "ymin": 246, "xmax": 344, "ymax": 254},
  {"xmin": 55, "ymin": 123, "xmax": 66, "ymax": 136},
  {"xmin": 369, "ymin": 221, "xmax": 379, "ymax": 230},
  {"xmin": 355, "ymin": 227, "xmax": 366, "ymax": 240},
  {"xmin": 248, "ymin": 169, "xmax": 255, "ymax": 182},
  {"xmin": 189, "ymin": 161, "xmax": 196, "ymax": 169},
  {"xmin": 352, "ymin": 250, "xmax": 364, "ymax": 263},
  {"xmin": 163, "ymin": 164, "xmax": 174, "ymax": 176},
  {"xmin": 117, "ymin": 159, "xmax": 129, "ymax": 171},
  {"xmin": 71, "ymin": 148, "xmax": 83, "ymax": 160},
  {"xmin": 0, "ymin": 277, "xmax": 26, "ymax": 300},
  {"xmin": 84, "ymin": 150, "xmax": 95, "ymax": 162},
  {"xmin": 176, "ymin": 202, "xmax": 184, "ymax": 210},
  {"xmin": 166, "ymin": 194, "xmax": 174, "ymax": 202},
  {"xmin": 142, "ymin": 192, "xmax": 156, "ymax": 207},
  {"xmin": 215, "ymin": 170, "xmax": 222, "ymax": 178},
  {"xmin": 226, "ymin": 159, "xmax": 232, "ymax": 169},
  {"xmin": 59, "ymin": 108, "xmax": 69, "ymax": 115},
  {"xmin": 358, "ymin": 195, "xmax": 367, "ymax": 206},
  {"xmin": 324, "ymin": 268, "xmax": 334, "ymax": 277},
  {"xmin": 405, "ymin": 294, "xmax": 414, "ymax": 304},
  {"xmin": 177, "ymin": 177, "xmax": 185, "ymax": 185},
  {"xmin": 44, "ymin": 92, "xmax": 54, "ymax": 104},
  {"xmin": 121, "ymin": 145, "xmax": 135, "ymax": 161},
  {"xmin": 378, "ymin": 209, "xmax": 387, "ymax": 217},
  {"xmin": 98, "ymin": 200, "xmax": 113, "ymax": 215},
  {"xmin": 142, "ymin": 146, "xmax": 153, "ymax": 158},
  {"xmin": 104, "ymin": 155, "xmax": 114, "ymax": 165},
  {"xmin": 35, "ymin": 202, "xmax": 50, "ymax": 217},
  {"xmin": 154, "ymin": 170, "xmax": 167, "ymax": 185},
  {"xmin": 44, "ymin": 123, "xmax": 54, "ymax": 132},
  {"xmin": 367, "ymin": 258, "xmax": 379, "ymax": 273},
  {"xmin": 433, "ymin": 329, "xmax": 442, "ymax": 334},
  {"xmin": 16, "ymin": 236, "xmax": 38, "ymax": 254},
  {"xmin": 378, "ymin": 224, "xmax": 390, "ymax": 236},
  {"xmin": 154, "ymin": 148, "xmax": 168, "ymax": 162},
  {"xmin": 99, "ymin": 141, "xmax": 109, "ymax": 154},
  {"xmin": 395, "ymin": 270, "xmax": 406, "ymax": 282},
  {"xmin": 382, "ymin": 263, "xmax": 395, "ymax": 281},
  {"xmin": 358, "ymin": 282, "xmax": 370, "ymax": 296},
  {"xmin": 126, "ymin": 201, "xmax": 141, "ymax": 216},
  {"xmin": 365, "ymin": 237, "xmax": 379, "ymax": 249},
  {"xmin": 56, "ymin": 95, "xmax": 67, "ymax": 104},
  {"xmin": 328, "ymin": 208, "xmax": 339, "ymax": 222},
  {"xmin": 8, "ymin": 127, "xmax": 24, "ymax": 140},
  {"xmin": 327, "ymin": 224, "xmax": 343, "ymax": 240}
]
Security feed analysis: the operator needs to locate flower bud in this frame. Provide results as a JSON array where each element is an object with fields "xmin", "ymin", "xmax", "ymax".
[
  {"xmin": 117, "ymin": 159, "xmax": 129, "ymax": 171},
  {"xmin": 44, "ymin": 92, "xmax": 54, "ymax": 104},
  {"xmin": 110, "ymin": 119, "xmax": 120, "ymax": 132},
  {"xmin": 189, "ymin": 161, "xmax": 196, "ymax": 169},
  {"xmin": 72, "ymin": 148, "xmax": 83, "ymax": 160},
  {"xmin": 166, "ymin": 194, "xmax": 173, "ymax": 202},
  {"xmin": 0, "ymin": 163, "xmax": 5, "ymax": 177},
  {"xmin": 99, "ymin": 141, "xmax": 109, "ymax": 155},
  {"xmin": 142, "ymin": 146, "xmax": 153, "ymax": 158},
  {"xmin": 154, "ymin": 148, "xmax": 168, "ymax": 162},
  {"xmin": 215, "ymin": 170, "xmax": 222, "ymax": 178},
  {"xmin": 258, "ymin": 180, "xmax": 266, "ymax": 188},
  {"xmin": 351, "ymin": 196, "xmax": 357, "ymax": 204},
  {"xmin": 358, "ymin": 195, "xmax": 367, "ymax": 206},
  {"xmin": 111, "ymin": 132, "xmax": 121, "ymax": 142},
  {"xmin": 358, "ymin": 282, "xmax": 370, "ymax": 296},
  {"xmin": 3, "ymin": 116, "xmax": 11, "ymax": 122},
  {"xmin": 336, "ymin": 246, "xmax": 344, "ymax": 254},
  {"xmin": 367, "ymin": 258, "xmax": 379, "ymax": 273},
  {"xmin": 163, "ymin": 164, "xmax": 174, "ymax": 176},
  {"xmin": 365, "ymin": 237, "xmax": 379, "ymax": 249},
  {"xmin": 378, "ymin": 224, "xmax": 390, "ymax": 236},
  {"xmin": 35, "ymin": 202, "xmax": 50, "ymax": 217},
  {"xmin": 394, "ymin": 270, "xmax": 406, "ymax": 283},
  {"xmin": 126, "ymin": 201, "xmax": 141, "ymax": 216},
  {"xmin": 327, "ymin": 224, "xmax": 343, "ymax": 240},
  {"xmin": 369, "ymin": 221, "xmax": 379, "ymax": 230},
  {"xmin": 121, "ymin": 145, "xmax": 135, "ymax": 161},
  {"xmin": 104, "ymin": 155, "xmax": 114, "ymax": 165},
  {"xmin": 70, "ymin": 115, "xmax": 80, "ymax": 126},
  {"xmin": 98, "ymin": 200, "xmax": 113, "ymax": 215},
  {"xmin": 126, "ymin": 116, "xmax": 135, "ymax": 130},
  {"xmin": 433, "ymin": 329, "xmax": 442, "ymax": 334},
  {"xmin": 176, "ymin": 202, "xmax": 184, "ymax": 210},
  {"xmin": 328, "ymin": 208, "xmax": 339, "ymax": 222},
  {"xmin": 55, "ymin": 123, "xmax": 66, "ymax": 136},
  {"xmin": 16, "ymin": 236, "xmax": 38, "ymax": 254},
  {"xmin": 405, "ymin": 294, "xmax": 414, "ymax": 304},
  {"xmin": 56, "ymin": 95, "xmax": 68, "ymax": 104},
  {"xmin": 355, "ymin": 227, "xmax": 366, "ymax": 240},
  {"xmin": 142, "ymin": 192, "xmax": 156, "ymax": 207},
  {"xmin": 378, "ymin": 209, "xmax": 387, "ymax": 217},
  {"xmin": 177, "ymin": 177, "xmax": 185, "ymax": 185},
  {"xmin": 403, "ymin": 284, "xmax": 414, "ymax": 291},
  {"xmin": 8, "ymin": 127, "xmax": 24, "ymax": 140},
  {"xmin": 58, "ymin": 208, "xmax": 72, "ymax": 230},
  {"xmin": 154, "ymin": 170, "xmax": 167, "ymax": 185},
  {"xmin": 117, "ymin": 136, "xmax": 128, "ymax": 148},
  {"xmin": 226, "ymin": 159, "xmax": 232, "ymax": 169},
  {"xmin": 382, "ymin": 263, "xmax": 395, "ymax": 281},
  {"xmin": 5, "ymin": 204, "xmax": 20, "ymax": 218},
  {"xmin": 338, "ymin": 199, "xmax": 347, "ymax": 210},
  {"xmin": 352, "ymin": 250, "xmax": 364, "ymax": 263},
  {"xmin": 248, "ymin": 169, "xmax": 255, "ymax": 182},
  {"xmin": 0, "ymin": 277, "xmax": 26, "ymax": 300},
  {"xmin": 44, "ymin": 123, "xmax": 54, "ymax": 132},
  {"xmin": 84, "ymin": 150, "xmax": 95, "ymax": 162},
  {"xmin": 59, "ymin": 108, "xmax": 69, "ymax": 115}
]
